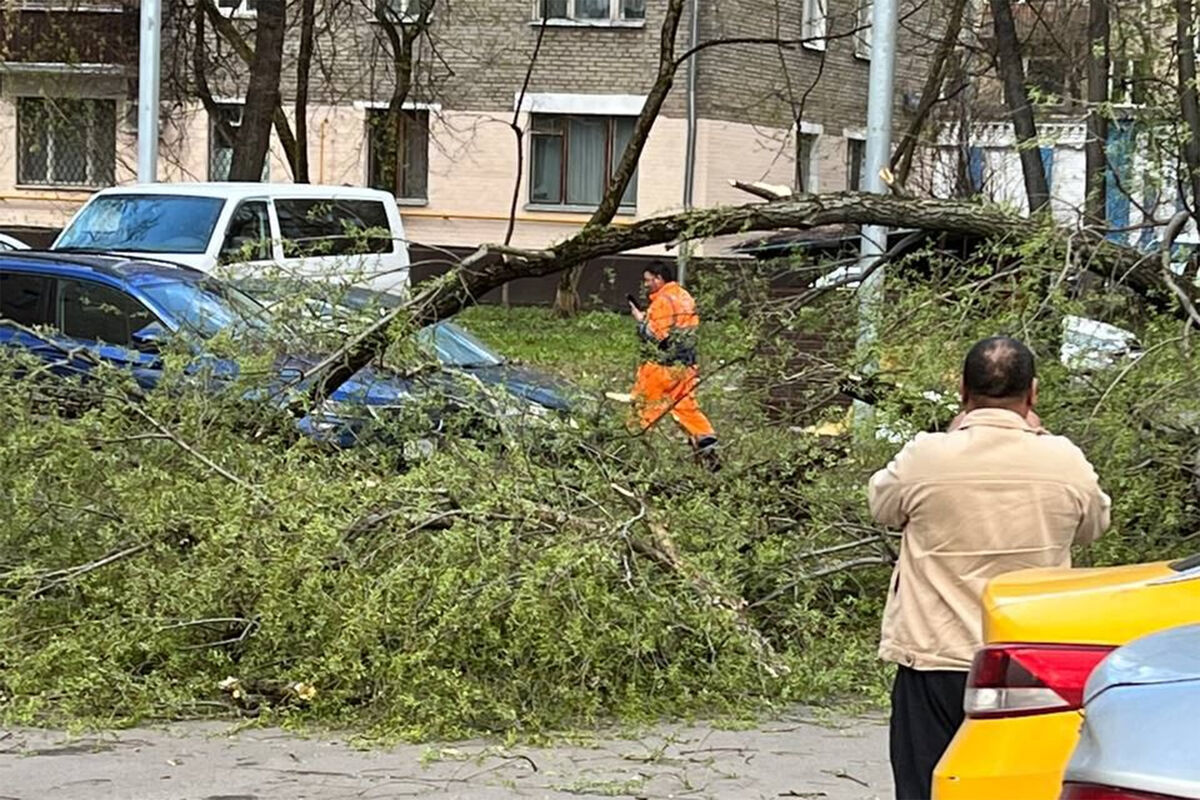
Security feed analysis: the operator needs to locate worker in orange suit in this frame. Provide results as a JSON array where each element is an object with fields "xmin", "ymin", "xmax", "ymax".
[{"xmin": 628, "ymin": 261, "xmax": 719, "ymax": 467}]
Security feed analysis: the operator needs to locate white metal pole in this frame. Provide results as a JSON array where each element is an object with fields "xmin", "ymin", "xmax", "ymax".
[
  {"xmin": 137, "ymin": 0, "xmax": 162, "ymax": 183},
  {"xmin": 853, "ymin": 0, "xmax": 898, "ymax": 435}
]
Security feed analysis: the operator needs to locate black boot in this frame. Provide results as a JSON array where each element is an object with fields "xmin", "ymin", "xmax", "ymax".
[{"xmin": 693, "ymin": 436, "xmax": 721, "ymax": 472}]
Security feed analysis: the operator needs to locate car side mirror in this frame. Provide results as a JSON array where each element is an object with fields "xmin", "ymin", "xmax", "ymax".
[{"xmin": 131, "ymin": 321, "xmax": 168, "ymax": 352}]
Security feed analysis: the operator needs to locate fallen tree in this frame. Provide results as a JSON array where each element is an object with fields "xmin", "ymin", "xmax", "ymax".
[{"xmin": 308, "ymin": 192, "xmax": 1193, "ymax": 402}]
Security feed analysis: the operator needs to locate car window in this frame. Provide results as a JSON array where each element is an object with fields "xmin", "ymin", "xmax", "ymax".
[
  {"xmin": 274, "ymin": 198, "xmax": 394, "ymax": 258},
  {"xmin": 220, "ymin": 200, "xmax": 272, "ymax": 264},
  {"xmin": 0, "ymin": 272, "xmax": 54, "ymax": 328},
  {"xmin": 58, "ymin": 278, "xmax": 156, "ymax": 347},
  {"xmin": 55, "ymin": 195, "xmax": 225, "ymax": 255}
]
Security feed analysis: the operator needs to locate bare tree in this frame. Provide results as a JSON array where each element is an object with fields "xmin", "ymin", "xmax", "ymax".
[
  {"xmin": 1084, "ymin": 0, "xmax": 1110, "ymax": 225},
  {"xmin": 294, "ymin": 0, "xmax": 319, "ymax": 183},
  {"xmin": 552, "ymin": 0, "xmax": 688, "ymax": 317},
  {"xmin": 1178, "ymin": 0, "xmax": 1200, "ymax": 223},
  {"xmin": 991, "ymin": 0, "xmax": 1051, "ymax": 212},
  {"xmin": 370, "ymin": 0, "xmax": 436, "ymax": 198}
]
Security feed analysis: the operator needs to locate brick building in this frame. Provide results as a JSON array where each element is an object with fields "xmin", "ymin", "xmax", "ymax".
[{"xmin": 0, "ymin": 0, "xmax": 941, "ymax": 255}]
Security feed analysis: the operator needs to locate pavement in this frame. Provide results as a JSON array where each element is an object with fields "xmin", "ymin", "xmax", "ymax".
[{"xmin": 0, "ymin": 709, "xmax": 891, "ymax": 800}]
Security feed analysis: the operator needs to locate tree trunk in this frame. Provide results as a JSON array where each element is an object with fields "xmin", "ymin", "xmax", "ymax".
[
  {"xmin": 990, "ymin": 0, "xmax": 1050, "ymax": 213},
  {"xmin": 1178, "ymin": 0, "xmax": 1200, "ymax": 222},
  {"xmin": 202, "ymin": 0, "xmax": 299, "ymax": 179},
  {"xmin": 374, "ymin": 0, "xmax": 432, "ymax": 197},
  {"xmin": 293, "ymin": 0, "xmax": 317, "ymax": 183},
  {"xmin": 1084, "ymin": 0, "xmax": 1110, "ymax": 226},
  {"xmin": 890, "ymin": 0, "xmax": 968, "ymax": 186},
  {"xmin": 228, "ymin": 0, "xmax": 285, "ymax": 182},
  {"xmin": 552, "ymin": 0, "xmax": 688, "ymax": 317}
]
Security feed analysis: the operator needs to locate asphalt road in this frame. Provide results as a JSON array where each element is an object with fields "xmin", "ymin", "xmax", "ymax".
[{"xmin": 0, "ymin": 709, "xmax": 891, "ymax": 800}]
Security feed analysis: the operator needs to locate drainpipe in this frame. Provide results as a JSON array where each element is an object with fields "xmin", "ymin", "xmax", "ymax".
[
  {"xmin": 137, "ymin": 0, "xmax": 161, "ymax": 183},
  {"xmin": 679, "ymin": 0, "xmax": 700, "ymax": 287}
]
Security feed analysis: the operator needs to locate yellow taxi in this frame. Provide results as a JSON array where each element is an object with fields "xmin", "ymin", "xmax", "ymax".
[{"xmin": 933, "ymin": 553, "xmax": 1200, "ymax": 800}]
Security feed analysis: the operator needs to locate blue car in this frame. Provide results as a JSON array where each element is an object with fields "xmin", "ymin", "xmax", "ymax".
[{"xmin": 0, "ymin": 252, "xmax": 558, "ymax": 449}]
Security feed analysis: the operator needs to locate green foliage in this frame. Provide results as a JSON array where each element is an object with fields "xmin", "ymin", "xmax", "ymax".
[{"xmin": 2, "ymin": 240, "xmax": 1197, "ymax": 740}]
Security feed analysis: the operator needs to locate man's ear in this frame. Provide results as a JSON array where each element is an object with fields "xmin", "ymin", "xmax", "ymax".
[
  {"xmin": 1029, "ymin": 377, "xmax": 1039, "ymax": 408},
  {"xmin": 959, "ymin": 379, "xmax": 968, "ymax": 406}
]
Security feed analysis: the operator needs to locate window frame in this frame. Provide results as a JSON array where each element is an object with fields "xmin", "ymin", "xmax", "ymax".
[
  {"xmin": 219, "ymin": 199, "xmax": 275, "ymax": 264},
  {"xmin": 209, "ymin": 104, "xmax": 270, "ymax": 182},
  {"xmin": 846, "ymin": 137, "xmax": 866, "ymax": 191},
  {"xmin": 855, "ymin": 0, "xmax": 873, "ymax": 60},
  {"xmin": 532, "ymin": 0, "xmax": 646, "ymax": 25},
  {"xmin": 216, "ymin": 0, "xmax": 257, "ymax": 19},
  {"xmin": 16, "ymin": 97, "xmax": 117, "ymax": 189},
  {"xmin": 365, "ymin": 108, "xmax": 431, "ymax": 203},
  {"xmin": 55, "ymin": 276, "xmax": 159, "ymax": 350},
  {"xmin": 796, "ymin": 132, "xmax": 820, "ymax": 194},
  {"xmin": 801, "ymin": 0, "xmax": 827, "ymax": 51},
  {"xmin": 528, "ymin": 113, "xmax": 638, "ymax": 212}
]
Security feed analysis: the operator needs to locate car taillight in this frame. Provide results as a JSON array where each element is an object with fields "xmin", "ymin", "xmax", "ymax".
[
  {"xmin": 1061, "ymin": 782, "xmax": 1184, "ymax": 799},
  {"xmin": 964, "ymin": 643, "xmax": 1115, "ymax": 718}
]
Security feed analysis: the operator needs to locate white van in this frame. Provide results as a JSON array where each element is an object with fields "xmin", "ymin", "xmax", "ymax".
[{"xmin": 52, "ymin": 183, "xmax": 411, "ymax": 296}]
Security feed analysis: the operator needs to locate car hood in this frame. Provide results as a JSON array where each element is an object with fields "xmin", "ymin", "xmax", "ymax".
[
  {"xmin": 272, "ymin": 354, "xmax": 458, "ymax": 407},
  {"xmin": 456, "ymin": 363, "xmax": 576, "ymax": 411},
  {"xmin": 1085, "ymin": 622, "xmax": 1200, "ymax": 704}
]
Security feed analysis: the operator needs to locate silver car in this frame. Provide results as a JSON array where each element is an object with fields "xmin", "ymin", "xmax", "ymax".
[{"xmin": 1061, "ymin": 623, "xmax": 1200, "ymax": 800}]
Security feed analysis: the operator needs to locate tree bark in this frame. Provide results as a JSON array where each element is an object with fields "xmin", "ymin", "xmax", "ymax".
[
  {"xmin": 890, "ymin": 0, "xmax": 968, "ymax": 187},
  {"xmin": 192, "ymin": 6, "xmax": 236, "ymax": 156},
  {"xmin": 306, "ymin": 192, "xmax": 1195, "ymax": 403},
  {"xmin": 991, "ymin": 0, "xmax": 1051, "ymax": 212},
  {"xmin": 373, "ymin": 0, "xmax": 434, "ymax": 197},
  {"xmin": 294, "ymin": 0, "xmax": 317, "ymax": 183},
  {"xmin": 553, "ymin": 0, "xmax": 687, "ymax": 317},
  {"xmin": 1178, "ymin": 0, "xmax": 1200, "ymax": 222},
  {"xmin": 228, "ymin": 0, "xmax": 285, "ymax": 182},
  {"xmin": 1084, "ymin": 0, "xmax": 1110, "ymax": 226},
  {"xmin": 200, "ymin": 0, "xmax": 300, "ymax": 179}
]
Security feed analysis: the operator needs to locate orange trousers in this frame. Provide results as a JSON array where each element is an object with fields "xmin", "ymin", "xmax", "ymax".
[{"xmin": 632, "ymin": 362, "xmax": 716, "ymax": 440}]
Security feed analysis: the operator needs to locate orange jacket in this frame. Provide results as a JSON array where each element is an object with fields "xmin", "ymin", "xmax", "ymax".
[{"xmin": 639, "ymin": 281, "xmax": 699, "ymax": 365}]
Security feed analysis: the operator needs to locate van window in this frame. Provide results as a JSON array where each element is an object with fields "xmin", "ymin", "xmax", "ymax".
[
  {"xmin": 56, "ymin": 195, "xmax": 225, "ymax": 254},
  {"xmin": 1, "ymin": 272, "xmax": 54, "ymax": 327},
  {"xmin": 274, "ymin": 199, "xmax": 394, "ymax": 258},
  {"xmin": 220, "ymin": 200, "xmax": 272, "ymax": 263},
  {"xmin": 58, "ymin": 278, "xmax": 156, "ymax": 347}
]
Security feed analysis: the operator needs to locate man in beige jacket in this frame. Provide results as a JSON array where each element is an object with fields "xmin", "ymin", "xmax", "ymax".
[{"xmin": 868, "ymin": 336, "xmax": 1110, "ymax": 800}]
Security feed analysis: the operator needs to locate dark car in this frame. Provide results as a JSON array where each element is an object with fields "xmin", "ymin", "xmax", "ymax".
[
  {"xmin": 234, "ymin": 278, "xmax": 583, "ymax": 415},
  {"xmin": 0, "ymin": 253, "xmax": 552, "ymax": 451}
]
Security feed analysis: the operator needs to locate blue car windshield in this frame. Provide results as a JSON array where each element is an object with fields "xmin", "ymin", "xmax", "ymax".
[
  {"xmin": 417, "ymin": 322, "xmax": 503, "ymax": 368},
  {"xmin": 140, "ymin": 278, "xmax": 273, "ymax": 340},
  {"xmin": 56, "ymin": 195, "xmax": 224, "ymax": 254}
]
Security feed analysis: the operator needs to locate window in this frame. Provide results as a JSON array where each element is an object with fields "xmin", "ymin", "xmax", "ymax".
[
  {"xmin": 847, "ymin": 138, "xmax": 866, "ymax": 191},
  {"xmin": 366, "ymin": 109, "xmax": 430, "ymax": 201},
  {"xmin": 535, "ymin": 0, "xmax": 645, "ymax": 22},
  {"xmin": 17, "ymin": 98, "xmax": 116, "ymax": 188},
  {"xmin": 855, "ymin": 0, "xmax": 872, "ymax": 59},
  {"xmin": 530, "ymin": 114, "xmax": 637, "ymax": 209},
  {"xmin": 56, "ymin": 195, "xmax": 225, "ymax": 255},
  {"xmin": 796, "ymin": 133, "xmax": 819, "ymax": 193},
  {"xmin": 275, "ymin": 199, "xmax": 394, "ymax": 258},
  {"xmin": 375, "ymin": 0, "xmax": 434, "ymax": 22},
  {"xmin": 967, "ymin": 146, "xmax": 985, "ymax": 192},
  {"xmin": 58, "ymin": 279, "xmax": 156, "ymax": 348},
  {"xmin": 220, "ymin": 201, "xmax": 272, "ymax": 263},
  {"xmin": 1, "ymin": 273, "xmax": 53, "ymax": 328},
  {"xmin": 209, "ymin": 105, "xmax": 269, "ymax": 182},
  {"xmin": 216, "ymin": 0, "xmax": 257, "ymax": 18},
  {"xmin": 1025, "ymin": 56, "xmax": 1066, "ymax": 101},
  {"xmin": 1111, "ymin": 58, "xmax": 1151, "ymax": 106},
  {"xmin": 802, "ymin": 0, "xmax": 827, "ymax": 49}
]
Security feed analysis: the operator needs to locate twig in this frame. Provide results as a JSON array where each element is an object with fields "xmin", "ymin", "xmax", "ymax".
[
  {"xmin": 129, "ymin": 406, "xmax": 257, "ymax": 493},
  {"xmin": 30, "ymin": 542, "xmax": 151, "ymax": 598},
  {"xmin": 749, "ymin": 557, "xmax": 894, "ymax": 609}
]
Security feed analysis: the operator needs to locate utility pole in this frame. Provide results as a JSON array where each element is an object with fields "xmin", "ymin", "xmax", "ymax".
[
  {"xmin": 854, "ymin": 0, "xmax": 898, "ymax": 435},
  {"xmin": 137, "ymin": 0, "xmax": 162, "ymax": 183}
]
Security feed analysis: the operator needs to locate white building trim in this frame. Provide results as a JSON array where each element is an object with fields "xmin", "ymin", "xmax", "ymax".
[{"xmin": 513, "ymin": 92, "xmax": 647, "ymax": 116}]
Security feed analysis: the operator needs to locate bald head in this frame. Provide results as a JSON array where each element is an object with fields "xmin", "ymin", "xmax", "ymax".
[{"xmin": 961, "ymin": 336, "xmax": 1037, "ymax": 410}]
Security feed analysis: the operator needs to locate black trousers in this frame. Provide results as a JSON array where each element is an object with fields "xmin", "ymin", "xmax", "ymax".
[{"xmin": 889, "ymin": 665, "xmax": 968, "ymax": 800}]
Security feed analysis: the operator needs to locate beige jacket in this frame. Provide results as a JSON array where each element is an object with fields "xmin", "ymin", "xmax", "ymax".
[{"xmin": 869, "ymin": 408, "xmax": 1111, "ymax": 671}]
